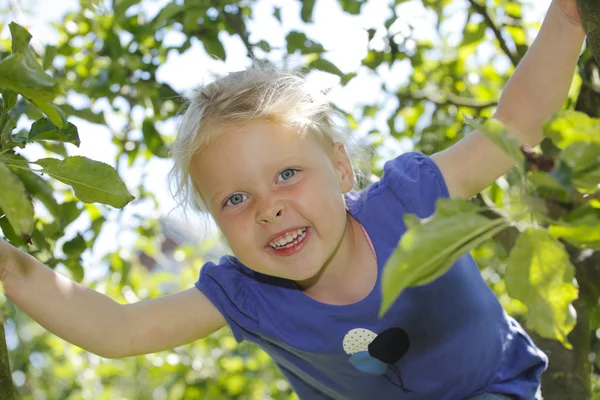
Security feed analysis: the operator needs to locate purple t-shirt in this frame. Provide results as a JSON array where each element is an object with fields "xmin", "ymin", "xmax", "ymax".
[{"xmin": 195, "ymin": 152, "xmax": 547, "ymax": 400}]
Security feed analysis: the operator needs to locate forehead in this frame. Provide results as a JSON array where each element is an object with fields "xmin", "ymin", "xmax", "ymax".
[
  {"xmin": 198, "ymin": 120, "xmax": 327, "ymax": 165},
  {"xmin": 189, "ymin": 120, "xmax": 330, "ymax": 200}
]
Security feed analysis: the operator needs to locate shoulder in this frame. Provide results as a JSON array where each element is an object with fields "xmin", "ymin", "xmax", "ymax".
[
  {"xmin": 195, "ymin": 256, "xmax": 259, "ymax": 342},
  {"xmin": 348, "ymin": 152, "xmax": 449, "ymax": 219},
  {"xmin": 381, "ymin": 152, "xmax": 448, "ymax": 201},
  {"xmin": 199, "ymin": 255, "xmax": 256, "ymax": 282}
]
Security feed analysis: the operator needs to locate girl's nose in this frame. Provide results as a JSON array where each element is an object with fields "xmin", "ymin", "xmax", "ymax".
[{"xmin": 256, "ymin": 199, "xmax": 284, "ymax": 224}]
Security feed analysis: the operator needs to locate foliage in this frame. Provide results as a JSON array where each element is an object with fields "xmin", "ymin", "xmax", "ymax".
[{"xmin": 380, "ymin": 111, "xmax": 600, "ymax": 350}]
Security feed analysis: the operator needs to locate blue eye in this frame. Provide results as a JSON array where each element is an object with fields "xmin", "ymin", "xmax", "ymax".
[
  {"xmin": 225, "ymin": 193, "xmax": 247, "ymax": 207},
  {"xmin": 278, "ymin": 169, "xmax": 297, "ymax": 182}
]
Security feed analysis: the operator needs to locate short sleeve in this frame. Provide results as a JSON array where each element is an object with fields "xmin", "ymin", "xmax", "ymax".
[
  {"xmin": 381, "ymin": 152, "xmax": 449, "ymax": 218},
  {"xmin": 195, "ymin": 256, "xmax": 259, "ymax": 342}
]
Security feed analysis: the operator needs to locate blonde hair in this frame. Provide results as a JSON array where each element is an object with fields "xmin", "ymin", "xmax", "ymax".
[{"xmin": 167, "ymin": 65, "xmax": 371, "ymax": 222}]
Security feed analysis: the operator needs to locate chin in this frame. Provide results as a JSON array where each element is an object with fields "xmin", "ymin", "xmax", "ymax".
[{"xmin": 289, "ymin": 264, "xmax": 324, "ymax": 286}]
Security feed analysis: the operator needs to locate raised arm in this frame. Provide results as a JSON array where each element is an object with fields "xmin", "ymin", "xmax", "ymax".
[
  {"xmin": 432, "ymin": 0, "xmax": 586, "ymax": 199},
  {"xmin": 1, "ymin": 239, "xmax": 225, "ymax": 359}
]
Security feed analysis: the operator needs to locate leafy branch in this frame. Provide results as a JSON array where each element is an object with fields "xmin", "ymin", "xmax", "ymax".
[{"xmin": 380, "ymin": 112, "xmax": 600, "ymax": 350}]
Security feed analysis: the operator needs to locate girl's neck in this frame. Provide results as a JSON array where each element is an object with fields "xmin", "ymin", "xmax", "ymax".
[{"xmin": 295, "ymin": 212, "xmax": 377, "ymax": 305}]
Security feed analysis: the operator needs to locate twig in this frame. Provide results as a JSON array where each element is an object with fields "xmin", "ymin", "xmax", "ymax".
[
  {"xmin": 399, "ymin": 91, "xmax": 497, "ymax": 111},
  {"xmin": 220, "ymin": 6, "xmax": 255, "ymax": 60},
  {"xmin": 466, "ymin": 0, "xmax": 521, "ymax": 67}
]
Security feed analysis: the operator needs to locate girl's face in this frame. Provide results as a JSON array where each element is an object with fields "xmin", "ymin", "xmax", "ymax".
[{"xmin": 190, "ymin": 119, "xmax": 355, "ymax": 283}]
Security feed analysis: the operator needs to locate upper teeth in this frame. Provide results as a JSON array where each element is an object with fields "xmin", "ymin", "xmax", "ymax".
[{"xmin": 269, "ymin": 228, "xmax": 307, "ymax": 249}]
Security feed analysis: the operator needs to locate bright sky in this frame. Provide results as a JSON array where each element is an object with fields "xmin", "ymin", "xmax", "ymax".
[{"xmin": 3, "ymin": 0, "xmax": 552, "ymax": 280}]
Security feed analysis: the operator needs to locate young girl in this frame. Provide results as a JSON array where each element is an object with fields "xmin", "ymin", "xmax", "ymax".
[{"xmin": 0, "ymin": 1, "xmax": 585, "ymax": 399}]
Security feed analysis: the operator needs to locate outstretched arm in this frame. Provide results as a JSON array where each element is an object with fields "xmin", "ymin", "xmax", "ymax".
[
  {"xmin": 1, "ymin": 239, "xmax": 225, "ymax": 359},
  {"xmin": 432, "ymin": 0, "xmax": 586, "ymax": 199}
]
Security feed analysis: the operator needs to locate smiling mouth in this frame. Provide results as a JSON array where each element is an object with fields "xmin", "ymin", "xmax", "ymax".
[{"xmin": 268, "ymin": 227, "xmax": 308, "ymax": 249}]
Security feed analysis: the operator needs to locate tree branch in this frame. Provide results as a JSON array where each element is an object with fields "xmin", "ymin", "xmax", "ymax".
[
  {"xmin": 0, "ymin": 324, "xmax": 15, "ymax": 399},
  {"xmin": 221, "ymin": 6, "xmax": 255, "ymax": 60},
  {"xmin": 399, "ymin": 90, "xmax": 498, "ymax": 111},
  {"xmin": 466, "ymin": 0, "xmax": 521, "ymax": 67}
]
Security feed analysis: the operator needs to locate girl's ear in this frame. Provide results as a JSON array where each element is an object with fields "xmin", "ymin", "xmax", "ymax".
[{"xmin": 332, "ymin": 143, "xmax": 355, "ymax": 193}]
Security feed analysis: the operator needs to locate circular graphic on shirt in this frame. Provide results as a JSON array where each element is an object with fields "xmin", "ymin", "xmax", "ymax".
[
  {"xmin": 343, "ymin": 328, "xmax": 378, "ymax": 355},
  {"xmin": 343, "ymin": 327, "xmax": 412, "ymax": 393}
]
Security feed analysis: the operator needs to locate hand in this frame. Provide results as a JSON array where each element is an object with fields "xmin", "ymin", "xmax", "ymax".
[{"xmin": 551, "ymin": 0, "xmax": 583, "ymax": 28}]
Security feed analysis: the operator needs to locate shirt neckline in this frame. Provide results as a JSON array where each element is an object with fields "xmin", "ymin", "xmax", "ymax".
[{"xmin": 289, "ymin": 194, "xmax": 384, "ymax": 312}]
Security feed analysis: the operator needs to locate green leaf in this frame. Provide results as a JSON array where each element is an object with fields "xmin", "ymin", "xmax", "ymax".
[
  {"xmin": 563, "ymin": 203, "xmax": 600, "ymax": 225},
  {"xmin": 572, "ymin": 168, "xmax": 600, "ymax": 191},
  {"xmin": 470, "ymin": 119, "xmax": 525, "ymax": 167},
  {"xmin": 549, "ymin": 162, "xmax": 574, "ymax": 189},
  {"xmin": 286, "ymin": 31, "xmax": 324, "ymax": 55},
  {"xmin": 149, "ymin": 2, "xmax": 193, "ymax": 30},
  {"xmin": 63, "ymin": 257, "xmax": 85, "ymax": 282},
  {"xmin": 0, "ymin": 162, "xmax": 34, "ymax": 238},
  {"xmin": 1, "ymin": 23, "xmax": 60, "ymax": 104},
  {"xmin": 379, "ymin": 199, "xmax": 507, "ymax": 316},
  {"xmin": 549, "ymin": 224, "xmax": 600, "ymax": 249},
  {"xmin": 1, "ymin": 90, "xmax": 17, "ymax": 112},
  {"xmin": 338, "ymin": 0, "xmax": 363, "ymax": 14},
  {"xmin": 34, "ymin": 156, "xmax": 135, "ymax": 208},
  {"xmin": 27, "ymin": 117, "xmax": 80, "ymax": 146},
  {"xmin": 42, "ymin": 45, "xmax": 57, "ymax": 71},
  {"xmin": 366, "ymin": 28, "xmax": 376, "ymax": 42},
  {"xmin": 9, "ymin": 22, "xmax": 32, "ymax": 54},
  {"xmin": 30, "ymin": 224, "xmax": 51, "ymax": 251},
  {"xmin": 0, "ymin": 53, "xmax": 60, "ymax": 102},
  {"xmin": 505, "ymin": 229, "xmax": 578, "ymax": 348},
  {"xmin": 506, "ymin": 25, "xmax": 527, "ymax": 46},
  {"xmin": 549, "ymin": 205, "xmax": 600, "ymax": 249},
  {"xmin": 528, "ymin": 170, "xmax": 568, "ymax": 191},
  {"xmin": 142, "ymin": 119, "xmax": 167, "ymax": 157},
  {"xmin": 30, "ymin": 99, "xmax": 66, "ymax": 129},
  {"xmin": 461, "ymin": 22, "xmax": 487, "ymax": 47},
  {"xmin": 62, "ymin": 233, "xmax": 87, "ymax": 258},
  {"xmin": 309, "ymin": 58, "xmax": 344, "ymax": 76},
  {"xmin": 543, "ymin": 110, "xmax": 600, "ymax": 149},
  {"xmin": 560, "ymin": 141, "xmax": 600, "ymax": 172},
  {"xmin": 10, "ymin": 167, "xmax": 61, "ymax": 218},
  {"xmin": 559, "ymin": 142, "xmax": 600, "ymax": 190},
  {"xmin": 58, "ymin": 201, "xmax": 84, "ymax": 230},
  {"xmin": 301, "ymin": 0, "xmax": 316, "ymax": 22},
  {"xmin": 273, "ymin": 6, "xmax": 282, "ymax": 23},
  {"xmin": 2, "ymin": 117, "xmax": 18, "ymax": 146},
  {"xmin": 202, "ymin": 36, "xmax": 226, "ymax": 60},
  {"xmin": 0, "ymin": 24, "xmax": 60, "ymax": 102},
  {"xmin": 362, "ymin": 50, "xmax": 385, "ymax": 70},
  {"xmin": 504, "ymin": 2, "xmax": 523, "ymax": 18},
  {"xmin": 0, "ymin": 209, "xmax": 26, "ymax": 246}
]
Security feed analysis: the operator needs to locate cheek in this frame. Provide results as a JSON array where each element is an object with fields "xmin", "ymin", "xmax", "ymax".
[
  {"xmin": 290, "ymin": 177, "xmax": 347, "ymax": 232},
  {"xmin": 216, "ymin": 213, "xmax": 253, "ymax": 249},
  {"xmin": 304, "ymin": 171, "xmax": 346, "ymax": 208}
]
